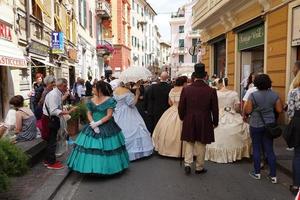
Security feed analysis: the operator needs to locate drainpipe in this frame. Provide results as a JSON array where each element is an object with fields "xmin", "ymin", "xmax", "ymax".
[{"xmin": 25, "ymin": 0, "xmax": 32, "ymax": 92}]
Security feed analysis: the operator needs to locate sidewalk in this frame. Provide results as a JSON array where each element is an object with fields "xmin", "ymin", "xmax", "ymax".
[
  {"xmin": 274, "ymin": 136, "xmax": 293, "ymax": 177},
  {"xmin": 0, "ymin": 150, "xmax": 71, "ymax": 200}
]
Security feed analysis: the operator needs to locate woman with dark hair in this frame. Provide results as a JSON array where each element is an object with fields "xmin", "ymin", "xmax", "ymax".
[
  {"xmin": 205, "ymin": 78, "xmax": 251, "ymax": 163},
  {"xmin": 113, "ymin": 81, "xmax": 153, "ymax": 161},
  {"xmin": 152, "ymin": 76, "xmax": 188, "ymax": 157},
  {"xmin": 67, "ymin": 81, "xmax": 129, "ymax": 175},
  {"xmin": 245, "ymin": 72, "xmax": 255, "ymax": 91},
  {"xmin": 29, "ymin": 73, "xmax": 45, "ymax": 112},
  {"xmin": 9, "ymin": 95, "xmax": 37, "ymax": 142},
  {"xmin": 244, "ymin": 74, "xmax": 283, "ymax": 184}
]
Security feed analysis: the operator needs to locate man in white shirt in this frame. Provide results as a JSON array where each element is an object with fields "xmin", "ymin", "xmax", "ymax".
[{"xmin": 43, "ymin": 78, "xmax": 75, "ymax": 170}]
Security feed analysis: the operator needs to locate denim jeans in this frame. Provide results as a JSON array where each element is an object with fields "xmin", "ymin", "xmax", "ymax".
[
  {"xmin": 293, "ymin": 146, "xmax": 300, "ymax": 187},
  {"xmin": 250, "ymin": 126, "xmax": 276, "ymax": 177}
]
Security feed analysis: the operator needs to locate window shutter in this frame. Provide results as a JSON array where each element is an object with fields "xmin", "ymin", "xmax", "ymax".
[
  {"xmin": 79, "ymin": 0, "xmax": 82, "ymax": 26},
  {"xmin": 84, "ymin": 0, "xmax": 87, "ymax": 28},
  {"xmin": 89, "ymin": 10, "xmax": 92, "ymax": 36}
]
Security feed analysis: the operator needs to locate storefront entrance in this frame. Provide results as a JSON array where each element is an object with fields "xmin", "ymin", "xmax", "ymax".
[{"xmin": 213, "ymin": 40, "xmax": 226, "ymax": 78}]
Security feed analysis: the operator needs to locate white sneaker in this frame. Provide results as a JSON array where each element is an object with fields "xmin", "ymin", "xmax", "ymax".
[
  {"xmin": 268, "ymin": 176, "xmax": 277, "ymax": 184},
  {"xmin": 249, "ymin": 171, "xmax": 261, "ymax": 180}
]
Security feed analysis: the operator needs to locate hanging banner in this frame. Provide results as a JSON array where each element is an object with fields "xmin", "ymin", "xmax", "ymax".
[
  {"xmin": 292, "ymin": 6, "xmax": 300, "ymax": 46},
  {"xmin": 238, "ymin": 24, "xmax": 264, "ymax": 51},
  {"xmin": 51, "ymin": 32, "xmax": 64, "ymax": 54}
]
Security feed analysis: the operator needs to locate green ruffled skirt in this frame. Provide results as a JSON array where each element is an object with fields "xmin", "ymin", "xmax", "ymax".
[{"xmin": 67, "ymin": 120, "xmax": 129, "ymax": 175}]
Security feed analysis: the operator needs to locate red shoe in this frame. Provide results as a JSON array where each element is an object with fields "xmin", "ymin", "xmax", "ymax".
[{"xmin": 47, "ymin": 161, "xmax": 64, "ymax": 170}]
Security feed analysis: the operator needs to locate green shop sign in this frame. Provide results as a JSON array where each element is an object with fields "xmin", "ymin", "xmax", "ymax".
[{"xmin": 238, "ymin": 24, "xmax": 264, "ymax": 51}]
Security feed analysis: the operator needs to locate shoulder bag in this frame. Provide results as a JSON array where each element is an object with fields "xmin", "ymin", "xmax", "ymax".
[{"xmin": 252, "ymin": 94, "xmax": 282, "ymax": 139}]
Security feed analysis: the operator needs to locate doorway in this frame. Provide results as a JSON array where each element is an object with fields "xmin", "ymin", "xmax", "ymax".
[
  {"xmin": 0, "ymin": 68, "xmax": 4, "ymax": 120},
  {"xmin": 69, "ymin": 66, "xmax": 75, "ymax": 89},
  {"xmin": 240, "ymin": 45, "xmax": 264, "ymax": 97},
  {"xmin": 213, "ymin": 40, "xmax": 226, "ymax": 78}
]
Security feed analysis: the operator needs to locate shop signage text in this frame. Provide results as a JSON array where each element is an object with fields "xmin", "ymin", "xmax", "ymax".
[
  {"xmin": 28, "ymin": 41, "xmax": 49, "ymax": 56},
  {"xmin": 51, "ymin": 32, "xmax": 64, "ymax": 54},
  {"xmin": 292, "ymin": 6, "xmax": 300, "ymax": 46},
  {"xmin": 0, "ymin": 21, "xmax": 12, "ymax": 41},
  {"xmin": 238, "ymin": 24, "xmax": 264, "ymax": 51},
  {"xmin": 0, "ymin": 55, "xmax": 26, "ymax": 67}
]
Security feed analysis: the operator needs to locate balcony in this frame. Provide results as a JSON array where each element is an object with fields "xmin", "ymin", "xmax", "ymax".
[
  {"xmin": 192, "ymin": 0, "xmax": 251, "ymax": 29},
  {"xmin": 96, "ymin": 40, "xmax": 114, "ymax": 56},
  {"xmin": 96, "ymin": 0, "xmax": 111, "ymax": 19},
  {"xmin": 172, "ymin": 47, "xmax": 188, "ymax": 55},
  {"xmin": 187, "ymin": 30, "xmax": 201, "ymax": 38}
]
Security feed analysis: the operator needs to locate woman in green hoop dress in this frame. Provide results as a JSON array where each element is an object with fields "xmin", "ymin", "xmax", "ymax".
[{"xmin": 67, "ymin": 81, "xmax": 129, "ymax": 175}]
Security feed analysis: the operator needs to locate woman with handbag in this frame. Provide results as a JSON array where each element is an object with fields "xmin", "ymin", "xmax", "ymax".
[
  {"xmin": 244, "ymin": 74, "xmax": 283, "ymax": 184},
  {"xmin": 287, "ymin": 70, "xmax": 300, "ymax": 195}
]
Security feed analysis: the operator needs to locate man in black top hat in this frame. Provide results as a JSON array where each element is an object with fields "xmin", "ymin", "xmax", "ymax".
[{"xmin": 178, "ymin": 63, "xmax": 219, "ymax": 175}]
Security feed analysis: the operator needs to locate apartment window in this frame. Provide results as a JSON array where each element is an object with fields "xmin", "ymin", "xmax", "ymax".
[
  {"xmin": 132, "ymin": 17, "xmax": 135, "ymax": 27},
  {"xmin": 89, "ymin": 10, "xmax": 92, "ymax": 37},
  {"xmin": 79, "ymin": 0, "xmax": 87, "ymax": 27},
  {"xmin": 132, "ymin": 36, "xmax": 134, "ymax": 46},
  {"xmin": 132, "ymin": 0, "xmax": 134, "ymax": 10},
  {"xmin": 179, "ymin": 25, "xmax": 184, "ymax": 33},
  {"xmin": 32, "ymin": 0, "xmax": 42, "ymax": 21},
  {"xmin": 179, "ymin": 39, "xmax": 184, "ymax": 48},
  {"xmin": 192, "ymin": 38, "xmax": 198, "ymax": 46},
  {"xmin": 141, "ymin": 8, "xmax": 144, "ymax": 16},
  {"xmin": 179, "ymin": 55, "xmax": 184, "ymax": 63},
  {"xmin": 192, "ymin": 55, "xmax": 197, "ymax": 63},
  {"xmin": 137, "ymin": 4, "xmax": 139, "ymax": 14}
]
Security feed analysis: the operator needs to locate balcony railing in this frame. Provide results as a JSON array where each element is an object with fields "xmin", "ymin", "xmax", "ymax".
[
  {"xmin": 96, "ymin": 40, "xmax": 114, "ymax": 56},
  {"xmin": 96, "ymin": 0, "xmax": 112, "ymax": 19}
]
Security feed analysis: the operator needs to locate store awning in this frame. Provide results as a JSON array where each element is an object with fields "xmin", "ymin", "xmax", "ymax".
[
  {"xmin": 34, "ymin": 0, "xmax": 51, "ymax": 18},
  {"xmin": 0, "ymin": 39, "xmax": 27, "ymax": 68},
  {"xmin": 31, "ymin": 57, "xmax": 56, "ymax": 67}
]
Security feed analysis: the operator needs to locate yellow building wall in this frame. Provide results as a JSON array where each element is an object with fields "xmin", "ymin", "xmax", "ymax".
[
  {"xmin": 227, "ymin": 31, "xmax": 235, "ymax": 89},
  {"xmin": 234, "ymin": 2, "xmax": 262, "ymax": 27},
  {"xmin": 266, "ymin": 5, "xmax": 288, "ymax": 102},
  {"xmin": 202, "ymin": 45, "xmax": 210, "ymax": 73}
]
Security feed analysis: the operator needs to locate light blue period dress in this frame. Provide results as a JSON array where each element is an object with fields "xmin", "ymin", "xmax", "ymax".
[
  {"xmin": 113, "ymin": 92, "xmax": 153, "ymax": 161},
  {"xmin": 67, "ymin": 98, "xmax": 129, "ymax": 175}
]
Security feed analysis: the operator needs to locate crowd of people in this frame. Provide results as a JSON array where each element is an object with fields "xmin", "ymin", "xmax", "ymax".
[{"xmin": 0, "ymin": 62, "xmax": 300, "ymax": 197}]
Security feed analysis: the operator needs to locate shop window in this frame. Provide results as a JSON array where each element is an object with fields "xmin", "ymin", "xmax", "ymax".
[
  {"xmin": 213, "ymin": 40, "xmax": 226, "ymax": 78},
  {"xmin": 192, "ymin": 38, "xmax": 198, "ymax": 46},
  {"xmin": 179, "ymin": 39, "xmax": 184, "ymax": 48},
  {"xmin": 179, "ymin": 25, "xmax": 184, "ymax": 33},
  {"xmin": 179, "ymin": 55, "xmax": 184, "ymax": 63},
  {"xmin": 32, "ymin": 0, "xmax": 43, "ymax": 21}
]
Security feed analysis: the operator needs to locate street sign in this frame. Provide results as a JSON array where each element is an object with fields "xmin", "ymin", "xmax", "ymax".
[{"xmin": 189, "ymin": 45, "xmax": 199, "ymax": 56}]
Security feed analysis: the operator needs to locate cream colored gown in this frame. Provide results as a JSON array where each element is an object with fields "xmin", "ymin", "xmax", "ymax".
[
  {"xmin": 152, "ymin": 88, "xmax": 183, "ymax": 158},
  {"xmin": 205, "ymin": 90, "xmax": 251, "ymax": 163}
]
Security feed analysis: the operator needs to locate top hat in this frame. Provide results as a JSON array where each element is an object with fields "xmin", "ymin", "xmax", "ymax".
[{"xmin": 194, "ymin": 63, "xmax": 206, "ymax": 78}]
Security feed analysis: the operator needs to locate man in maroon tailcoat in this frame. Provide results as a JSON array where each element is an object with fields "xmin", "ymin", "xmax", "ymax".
[{"xmin": 178, "ymin": 63, "xmax": 219, "ymax": 175}]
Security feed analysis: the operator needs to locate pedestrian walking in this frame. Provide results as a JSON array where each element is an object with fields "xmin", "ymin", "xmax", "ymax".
[
  {"xmin": 152, "ymin": 76, "xmax": 188, "ymax": 158},
  {"xmin": 178, "ymin": 63, "xmax": 219, "ymax": 175},
  {"xmin": 43, "ymin": 78, "xmax": 75, "ymax": 170},
  {"xmin": 113, "ymin": 82, "xmax": 153, "ymax": 161},
  {"xmin": 287, "ymin": 70, "xmax": 300, "ymax": 195},
  {"xmin": 85, "ymin": 76, "xmax": 93, "ymax": 97},
  {"xmin": 144, "ymin": 72, "xmax": 172, "ymax": 133},
  {"xmin": 244, "ymin": 74, "xmax": 283, "ymax": 184},
  {"xmin": 67, "ymin": 81, "xmax": 129, "ymax": 175}
]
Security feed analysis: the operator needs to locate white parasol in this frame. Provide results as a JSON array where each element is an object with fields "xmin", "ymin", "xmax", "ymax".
[
  {"xmin": 109, "ymin": 79, "xmax": 122, "ymax": 90},
  {"xmin": 119, "ymin": 66, "xmax": 152, "ymax": 83}
]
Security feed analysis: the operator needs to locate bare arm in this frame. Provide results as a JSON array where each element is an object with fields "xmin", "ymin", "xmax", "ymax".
[
  {"xmin": 168, "ymin": 98, "xmax": 173, "ymax": 106},
  {"xmin": 15, "ymin": 111, "xmax": 22, "ymax": 134},
  {"xmin": 275, "ymin": 99, "xmax": 283, "ymax": 113},
  {"xmin": 87, "ymin": 111, "xmax": 93, "ymax": 123},
  {"xmin": 243, "ymin": 100, "xmax": 253, "ymax": 115}
]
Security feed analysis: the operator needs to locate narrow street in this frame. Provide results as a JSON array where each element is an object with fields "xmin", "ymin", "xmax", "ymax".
[{"xmin": 54, "ymin": 155, "xmax": 293, "ymax": 200}]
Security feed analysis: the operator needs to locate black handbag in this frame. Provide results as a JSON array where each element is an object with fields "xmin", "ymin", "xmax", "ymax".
[
  {"xmin": 252, "ymin": 94, "xmax": 282, "ymax": 139},
  {"xmin": 283, "ymin": 118, "xmax": 295, "ymax": 148},
  {"xmin": 45, "ymin": 104, "xmax": 60, "ymax": 131}
]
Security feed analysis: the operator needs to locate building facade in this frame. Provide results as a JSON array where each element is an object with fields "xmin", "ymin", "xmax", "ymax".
[
  {"xmin": 109, "ymin": 0, "xmax": 131, "ymax": 74},
  {"xmin": 130, "ymin": 0, "xmax": 157, "ymax": 72},
  {"xmin": 192, "ymin": 0, "xmax": 300, "ymax": 107},
  {"xmin": 169, "ymin": 0, "xmax": 200, "ymax": 78},
  {"xmin": 160, "ymin": 41, "xmax": 171, "ymax": 73}
]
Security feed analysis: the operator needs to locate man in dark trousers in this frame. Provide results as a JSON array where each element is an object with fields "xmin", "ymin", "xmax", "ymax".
[
  {"xmin": 85, "ymin": 76, "xmax": 93, "ymax": 97},
  {"xmin": 178, "ymin": 63, "xmax": 219, "ymax": 175},
  {"xmin": 145, "ymin": 72, "xmax": 172, "ymax": 133}
]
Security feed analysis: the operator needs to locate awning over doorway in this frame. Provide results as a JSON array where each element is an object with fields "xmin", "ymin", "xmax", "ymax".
[
  {"xmin": 0, "ymin": 39, "xmax": 27, "ymax": 68},
  {"xmin": 31, "ymin": 57, "xmax": 56, "ymax": 67}
]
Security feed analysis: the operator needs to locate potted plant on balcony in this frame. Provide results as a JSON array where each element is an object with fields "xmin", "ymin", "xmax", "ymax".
[{"xmin": 96, "ymin": 40, "xmax": 114, "ymax": 56}]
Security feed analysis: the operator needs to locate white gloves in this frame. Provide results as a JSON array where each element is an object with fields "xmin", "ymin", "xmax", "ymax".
[{"xmin": 90, "ymin": 120, "xmax": 103, "ymax": 134}]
